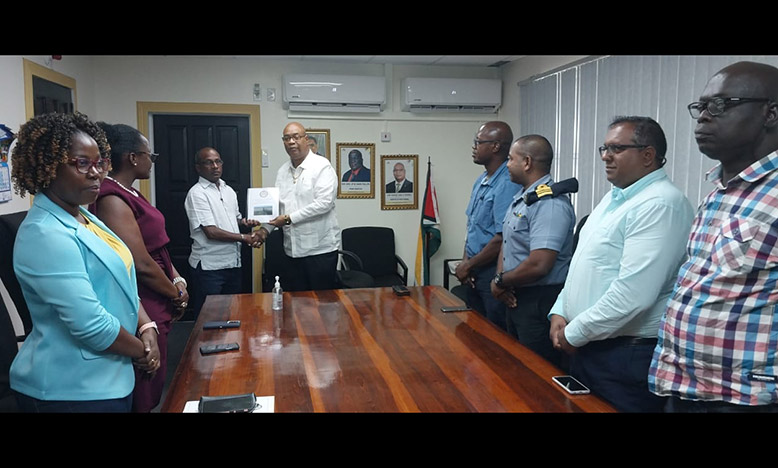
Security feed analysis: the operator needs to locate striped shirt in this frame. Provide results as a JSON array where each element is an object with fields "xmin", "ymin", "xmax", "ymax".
[{"xmin": 649, "ymin": 151, "xmax": 778, "ymax": 406}]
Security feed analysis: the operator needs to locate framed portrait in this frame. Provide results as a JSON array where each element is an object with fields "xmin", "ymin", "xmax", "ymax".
[
  {"xmin": 306, "ymin": 128, "xmax": 331, "ymax": 161},
  {"xmin": 336, "ymin": 142, "xmax": 375, "ymax": 199},
  {"xmin": 381, "ymin": 155, "xmax": 418, "ymax": 210}
]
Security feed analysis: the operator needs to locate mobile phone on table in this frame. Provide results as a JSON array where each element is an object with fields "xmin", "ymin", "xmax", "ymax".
[
  {"xmin": 199, "ymin": 342, "xmax": 240, "ymax": 355},
  {"xmin": 392, "ymin": 284, "xmax": 410, "ymax": 296},
  {"xmin": 552, "ymin": 375, "xmax": 590, "ymax": 395},
  {"xmin": 440, "ymin": 305, "xmax": 471, "ymax": 313},
  {"xmin": 203, "ymin": 320, "xmax": 241, "ymax": 330}
]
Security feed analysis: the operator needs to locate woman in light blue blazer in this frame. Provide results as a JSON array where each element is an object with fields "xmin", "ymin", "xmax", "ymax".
[{"xmin": 8, "ymin": 112, "xmax": 161, "ymax": 412}]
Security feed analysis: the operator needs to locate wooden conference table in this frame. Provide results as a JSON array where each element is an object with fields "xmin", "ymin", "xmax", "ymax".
[{"xmin": 161, "ymin": 286, "xmax": 615, "ymax": 412}]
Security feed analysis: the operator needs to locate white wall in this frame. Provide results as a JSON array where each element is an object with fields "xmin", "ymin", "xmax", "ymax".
[
  {"xmin": 0, "ymin": 55, "xmax": 97, "ymax": 214},
  {"xmin": 0, "ymin": 55, "xmax": 582, "ymax": 289},
  {"xmin": 87, "ymin": 55, "xmax": 517, "ymax": 286}
]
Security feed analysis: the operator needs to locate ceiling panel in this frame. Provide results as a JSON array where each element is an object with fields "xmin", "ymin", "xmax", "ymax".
[
  {"xmin": 434, "ymin": 55, "xmax": 522, "ymax": 66},
  {"xmin": 176, "ymin": 55, "xmax": 523, "ymax": 67}
]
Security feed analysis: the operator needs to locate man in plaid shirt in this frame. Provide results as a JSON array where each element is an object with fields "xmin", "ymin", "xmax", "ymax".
[{"xmin": 649, "ymin": 61, "xmax": 778, "ymax": 412}]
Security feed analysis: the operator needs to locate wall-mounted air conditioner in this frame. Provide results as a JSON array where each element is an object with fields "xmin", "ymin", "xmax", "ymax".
[
  {"xmin": 282, "ymin": 74, "xmax": 386, "ymax": 113},
  {"xmin": 401, "ymin": 77, "xmax": 502, "ymax": 113}
]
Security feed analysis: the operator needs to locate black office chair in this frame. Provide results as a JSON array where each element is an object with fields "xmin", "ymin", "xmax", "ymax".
[
  {"xmin": 336, "ymin": 250, "xmax": 375, "ymax": 289},
  {"xmin": 0, "ymin": 297, "xmax": 20, "ymax": 412},
  {"xmin": 572, "ymin": 214, "xmax": 589, "ymax": 254},
  {"xmin": 0, "ymin": 211, "xmax": 31, "ymax": 340},
  {"xmin": 262, "ymin": 227, "xmax": 374, "ymax": 290},
  {"xmin": 341, "ymin": 227, "xmax": 408, "ymax": 287}
]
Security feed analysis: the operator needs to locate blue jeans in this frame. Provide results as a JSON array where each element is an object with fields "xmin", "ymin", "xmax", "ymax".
[
  {"xmin": 15, "ymin": 391, "xmax": 132, "ymax": 413},
  {"xmin": 189, "ymin": 263, "xmax": 242, "ymax": 319},
  {"xmin": 465, "ymin": 264, "xmax": 507, "ymax": 331}
]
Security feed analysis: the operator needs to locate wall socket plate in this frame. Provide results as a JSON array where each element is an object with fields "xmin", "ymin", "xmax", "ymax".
[{"xmin": 381, "ymin": 132, "xmax": 391, "ymax": 142}]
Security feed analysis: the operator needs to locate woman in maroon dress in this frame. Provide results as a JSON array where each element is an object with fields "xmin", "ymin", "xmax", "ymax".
[{"xmin": 90, "ymin": 123, "xmax": 189, "ymax": 412}]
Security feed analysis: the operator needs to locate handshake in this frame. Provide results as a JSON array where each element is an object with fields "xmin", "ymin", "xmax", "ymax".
[
  {"xmin": 242, "ymin": 230, "xmax": 265, "ymax": 248},
  {"xmin": 239, "ymin": 219, "xmax": 269, "ymax": 248}
]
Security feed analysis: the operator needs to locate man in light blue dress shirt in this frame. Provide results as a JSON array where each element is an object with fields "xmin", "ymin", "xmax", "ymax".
[
  {"xmin": 548, "ymin": 116, "xmax": 694, "ymax": 412},
  {"xmin": 455, "ymin": 122, "xmax": 521, "ymax": 331},
  {"xmin": 490, "ymin": 135, "xmax": 575, "ymax": 367}
]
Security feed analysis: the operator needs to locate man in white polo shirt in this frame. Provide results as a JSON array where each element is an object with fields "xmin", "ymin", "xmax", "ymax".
[
  {"xmin": 257, "ymin": 122, "xmax": 340, "ymax": 291},
  {"xmin": 184, "ymin": 147, "xmax": 260, "ymax": 317}
]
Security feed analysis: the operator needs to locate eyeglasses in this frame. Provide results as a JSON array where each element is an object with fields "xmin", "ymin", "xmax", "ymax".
[
  {"xmin": 197, "ymin": 159, "xmax": 223, "ymax": 167},
  {"xmin": 473, "ymin": 139, "xmax": 502, "ymax": 146},
  {"xmin": 282, "ymin": 134, "xmax": 307, "ymax": 143},
  {"xmin": 598, "ymin": 144, "xmax": 648, "ymax": 156},
  {"xmin": 134, "ymin": 151, "xmax": 159, "ymax": 163},
  {"xmin": 67, "ymin": 157, "xmax": 111, "ymax": 174},
  {"xmin": 687, "ymin": 97, "xmax": 772, "ymax": 119}
]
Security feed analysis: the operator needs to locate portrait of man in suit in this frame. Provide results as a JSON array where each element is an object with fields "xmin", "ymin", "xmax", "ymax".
[
  {"xmin": 337, "ymin": 143, "xmax": 375, "ymax": 199},
  {"xmin": 342, "ymin": 149, "xmax": 371, "ymax": 182},
  {"xmin": 386, "ymin": 162, "xmax": 413, "ymax": 193}
]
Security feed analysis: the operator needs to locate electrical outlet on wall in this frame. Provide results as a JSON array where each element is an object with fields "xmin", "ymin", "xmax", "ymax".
[{"xmin": 381, "ymin": 132, "xmax": 391, "ymax": 142}]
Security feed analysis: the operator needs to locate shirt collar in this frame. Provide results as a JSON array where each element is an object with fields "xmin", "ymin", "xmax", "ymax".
[
  {"xmin": 705, "ymin": 151, "xmax": 778, "ymax": 190},
  {"xmin": 481, "ymin": 160, "xmax": 509, "ymax": 186},
  {"xmin": 294, "ymin": 150, "xmax": 317, "ymax": 171},
  {"xmin": 197, "ymin": 176, "xmax": 223, "ymax": 189},
  {"xmin": 610, "ymin": 168, "xmax": 666, "ymax": 203},
  {"xmin": 514, "ymin": 173, "xmax": 553, "ymax": 201}
]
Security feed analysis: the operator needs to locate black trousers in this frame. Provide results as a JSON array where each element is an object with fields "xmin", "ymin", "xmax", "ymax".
[
  {"xmin": 570, "ymin": 337, "xmax": 665, "ymax": 413},
  {"xmin": 280, "ymin": 250, "xmax": 338, "ymax": 292},
  {"xmin": 506, "ymin": 284, "xmax": 563, "ymax": 369}
]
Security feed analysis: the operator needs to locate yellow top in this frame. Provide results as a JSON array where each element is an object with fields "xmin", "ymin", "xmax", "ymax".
[{"xmin": 82, "ymin": 217, "xmax": 133, "ymax": 275}]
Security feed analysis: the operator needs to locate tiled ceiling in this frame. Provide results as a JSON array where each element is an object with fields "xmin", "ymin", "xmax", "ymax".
[{"xmin": 250, "ymin": 55, "xmax": 523, "ymax": 67}]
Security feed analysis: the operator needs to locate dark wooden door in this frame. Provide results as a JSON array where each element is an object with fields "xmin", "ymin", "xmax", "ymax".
[{"xmin": 152, "ymin": 114, "xmax": 253, "ymax": 297}]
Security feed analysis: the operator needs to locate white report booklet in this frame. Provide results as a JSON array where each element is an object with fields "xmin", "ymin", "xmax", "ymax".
[{"xmin": 246, "ymin": 187, "xmax": 279, "ymax": 222}]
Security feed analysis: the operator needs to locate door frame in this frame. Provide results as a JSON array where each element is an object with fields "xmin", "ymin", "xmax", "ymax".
[
  {"xmin": 136, "ymin": 102, "xmax": 263, "ymax": 293},
  {"xmin": 23, "ymin": 58, "xmax": 77, "ymax": 120},
  {"xmin": 22, "ymin": 58, "xmax": 78, "ymax": 208}
]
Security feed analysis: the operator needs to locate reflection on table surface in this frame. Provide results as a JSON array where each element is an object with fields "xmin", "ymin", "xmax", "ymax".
[{"xmin": 161, "ymin": 286, "xmax": 615, "ymax": 413}]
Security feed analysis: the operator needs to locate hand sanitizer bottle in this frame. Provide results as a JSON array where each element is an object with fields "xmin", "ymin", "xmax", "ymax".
[{"xmin": 272, "ymin": 276, "xmax": 283, "ymax": 311}]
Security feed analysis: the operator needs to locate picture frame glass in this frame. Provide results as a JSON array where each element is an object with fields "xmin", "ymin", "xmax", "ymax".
[
  {"xmin": 381, "ymin": 155, "xmax": 418, "ymax": 210},
  {"xmin": 337, "ymin": 143, "xmax": 375, "ymax": 199},
  {"xmin": 306, "ymin": 129, "xmax": 330, "ymax": 160}
]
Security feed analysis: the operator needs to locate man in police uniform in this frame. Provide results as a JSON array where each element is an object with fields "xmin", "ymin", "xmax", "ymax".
[{"xmin": 491, "ymin": 135, "xmax": 575, "ymax": 367}]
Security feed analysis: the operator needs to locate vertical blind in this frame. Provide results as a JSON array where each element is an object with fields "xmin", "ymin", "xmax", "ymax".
[{"xmin": 519, "ymin": 55, "xmax": 778, "ymax": 217}]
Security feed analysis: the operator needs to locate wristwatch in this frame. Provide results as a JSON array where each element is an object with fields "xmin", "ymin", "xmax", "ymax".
[
  {"xmin": 284, "ymin": 214, "xmax": 292, "ymax": 225},
  {"xmin": 493, "ymin": 272, "xmax": 504, "ymax": 287}
]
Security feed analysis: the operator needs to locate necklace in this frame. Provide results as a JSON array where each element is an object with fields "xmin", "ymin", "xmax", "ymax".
[
  {"xmin": 106, "ymin": 176, "xmax": 139, "ymax": 197},
  {"xmin": 291, "ymin": 166, "xmax": 302, "ymax": 184}
]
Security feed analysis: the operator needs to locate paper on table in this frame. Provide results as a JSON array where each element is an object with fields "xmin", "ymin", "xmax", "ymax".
[
  {"xmin": 183, "ymin": 395, "xmax": 275, "ymax": 413},
  {"xmin": 247, "ymin": 187, "xmax": 279, "ymax": 223}
]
